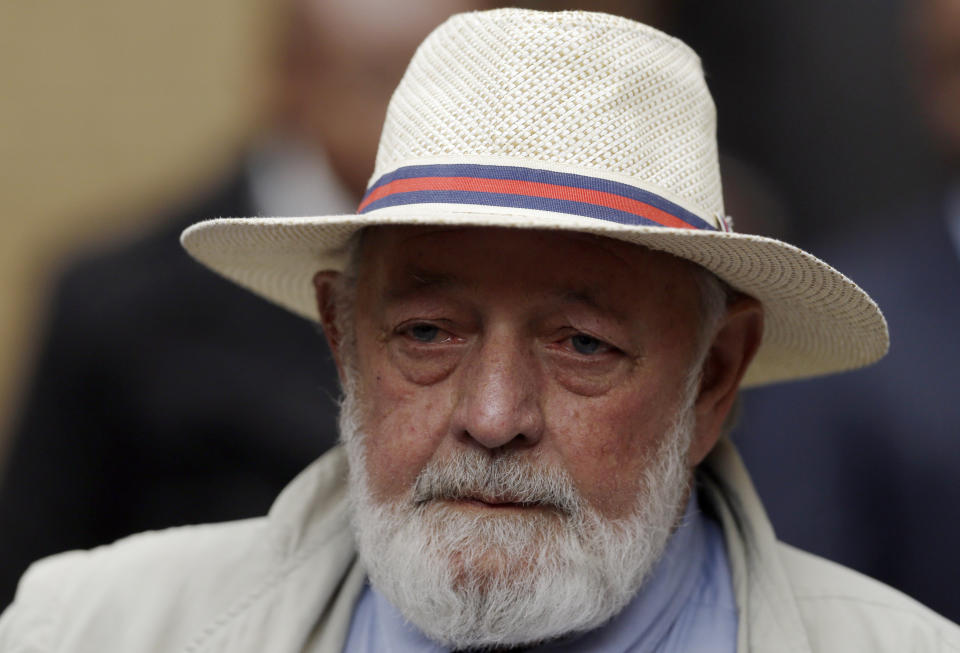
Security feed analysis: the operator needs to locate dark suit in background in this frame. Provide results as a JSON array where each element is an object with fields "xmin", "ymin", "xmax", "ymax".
[
  {"xmin": 0, "ymin": 168, "xmax": 341, "ymax": 609},
  {"xmin": 736, "ymin": 193, "xmax": 960, "ymax": 622}
]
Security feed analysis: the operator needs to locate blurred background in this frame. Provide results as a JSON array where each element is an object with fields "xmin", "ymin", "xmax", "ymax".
[
  {"xmin": 0, "ymin": 0, "xmax": 270, "ymax": 451},
  {"xmin": 1, "ymin": 0, "xmax": 957, "ymax": 620}
]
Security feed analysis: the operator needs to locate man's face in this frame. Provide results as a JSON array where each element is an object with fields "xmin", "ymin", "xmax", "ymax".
[
  {"xmin": 319, "ymin": 226, "xmax": 737, "ymax": 647},
  {"xmin": 348, "ymin": 226, "xmax": 705, "ymax": 518}
]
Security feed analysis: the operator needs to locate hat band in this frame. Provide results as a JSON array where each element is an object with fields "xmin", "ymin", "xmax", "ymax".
[{"xmin": 358, "ymin": 164, "xmax": 718, "ymax": 231}]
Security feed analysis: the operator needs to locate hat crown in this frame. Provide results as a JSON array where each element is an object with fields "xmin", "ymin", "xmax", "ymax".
[{"xmin": 373, "ymin": 8, "xmax": 723, "ymax": 220}]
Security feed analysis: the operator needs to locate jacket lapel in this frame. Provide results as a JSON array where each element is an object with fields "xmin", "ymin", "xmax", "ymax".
[
  {"xmin": 186, "ymin": 449, "xmax": 365, "ymax": 653},
  {"xmin": 700, "ymin": 438, "xmax": 814, "ymax": 653}
]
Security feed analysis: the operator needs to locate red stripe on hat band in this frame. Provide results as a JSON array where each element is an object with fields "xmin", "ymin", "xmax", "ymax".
[{"xmin": 357, "ymin": 176, "xmax": 698, "ymax": 230}]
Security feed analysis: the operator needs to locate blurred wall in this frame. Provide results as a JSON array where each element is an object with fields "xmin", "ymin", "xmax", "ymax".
[
  {"xmin": 676, "ymin": 0, "xmax": 939, "ymax": 245},
  {"xmin": 0, "ymin": 0, "xmax": 272, "ymax": 452}
]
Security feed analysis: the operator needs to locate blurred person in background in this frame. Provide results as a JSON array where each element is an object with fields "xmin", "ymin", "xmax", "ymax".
[
  {"xmin": 0, "ymin": 0, "xmax": 664, "ymax": 611},
  {"xmin": 736, "ymin": 0, "xmax": 960, "ymax": 622},
  {"xmin": 0, "ymin": 0, "xmax": 494, "ymax": 609}
]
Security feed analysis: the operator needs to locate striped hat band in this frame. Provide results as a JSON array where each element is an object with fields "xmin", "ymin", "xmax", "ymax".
[{"xmin": 358, "ymin": 163, "xmax": 725, "ymax": 232}]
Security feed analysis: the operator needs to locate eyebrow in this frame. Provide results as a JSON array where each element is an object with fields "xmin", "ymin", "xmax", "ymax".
[
  {"xmin": 560, "ymin": 289, "xmax": 605, "ymax": 311},
  {"xmin": 558, "ymin": 288, "xmax": 630, "ymax": 321},
  {"xmin": 383, "ymin": 266, "xmax": 464, "ymax": 301},
  {"xmin": 383, "ymin": 268, "xmax": 629, "ymax": 322}
]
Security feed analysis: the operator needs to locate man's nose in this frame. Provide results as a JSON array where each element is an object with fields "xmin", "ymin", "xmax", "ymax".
[{"xmin": 451, "ymin": 330, "xmax": 544, "ymax": 450}]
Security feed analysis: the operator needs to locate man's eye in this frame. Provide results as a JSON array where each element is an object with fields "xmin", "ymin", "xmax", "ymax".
[
  {"xmin": 570, "ymin": 334, "xmax": 606, "ymax": 355},
  {"xmin": 408, "ymin": 324, "xmax": 440, "ymax": 342}
]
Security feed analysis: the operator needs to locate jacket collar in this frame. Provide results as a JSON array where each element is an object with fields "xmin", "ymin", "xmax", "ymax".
[{"xmin": 699, "ymin": 437, "xmax": 814, "ymax": 653}]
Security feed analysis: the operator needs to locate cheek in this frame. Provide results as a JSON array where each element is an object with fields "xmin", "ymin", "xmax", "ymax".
[
  {"xmin": 356, "ymin": 344, "xmax": 454, "ymax": 501},
  {"xmin": 546, "ymin": 388, "xmax": 677, "ymax": 518}
]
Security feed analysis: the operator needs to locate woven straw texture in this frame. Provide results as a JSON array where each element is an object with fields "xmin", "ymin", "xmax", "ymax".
[
  {"xmin": 181, "ymin": 9, "xmax": 888, "ymax": 387},
  {"xmin": 375, "ymin": 10, "xmax": 721, "ymax": 221}
]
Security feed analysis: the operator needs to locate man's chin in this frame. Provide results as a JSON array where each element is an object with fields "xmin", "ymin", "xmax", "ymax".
[
  {"xmin": 445, "ymin": 542, "xmax": 543, "ymax": 594},
  {"xmin": 422, "ymin": 499, "xmax": 572, "ymax": 575}
]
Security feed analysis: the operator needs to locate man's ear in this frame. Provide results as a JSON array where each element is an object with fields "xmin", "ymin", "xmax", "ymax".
[
  {"xmin": 688, "ymin": 296, "xmax": 764, "ymax": 466},
  {"xmin": 314, "ymin": 270, "xmax": 346, "ymax": 380}
]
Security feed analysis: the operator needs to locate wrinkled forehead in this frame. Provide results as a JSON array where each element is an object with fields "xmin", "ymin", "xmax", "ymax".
[{"xmin": 350, "ymin": 225, "xmax": 708, "ymax": 323}]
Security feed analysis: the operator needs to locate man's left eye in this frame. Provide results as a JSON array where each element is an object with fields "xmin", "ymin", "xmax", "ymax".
[
  {"xmin": 570, "ymin": 334, "xmax": 607, "ymax": 355},
  {"xmin": 409, "ymin": 324, "xmax": 440, "ymax": 342}
]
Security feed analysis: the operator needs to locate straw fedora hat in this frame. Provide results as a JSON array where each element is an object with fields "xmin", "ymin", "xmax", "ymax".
[{"xmin": 181, "ymin": 8, "xmax": 887, "ymax": 387}]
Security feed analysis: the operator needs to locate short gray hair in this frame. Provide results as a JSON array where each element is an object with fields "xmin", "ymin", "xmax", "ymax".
[
  {"xmin": 687, "ymin": 266, "xmax": 743, "ymax": 438},
  {"xmin": 690, "ymin": 264, "xmax": 738, "ymax": 367}
]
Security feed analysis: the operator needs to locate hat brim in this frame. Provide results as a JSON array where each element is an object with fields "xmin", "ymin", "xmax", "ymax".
[{"xmin": 180, "ymin": 203, "xmax": 888, "ymax": 388}]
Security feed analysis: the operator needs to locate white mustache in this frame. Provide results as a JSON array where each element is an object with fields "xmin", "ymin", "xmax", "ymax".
[{"xmin": 411, "ymin": 450, "xmax": 584, "ymax": 517}]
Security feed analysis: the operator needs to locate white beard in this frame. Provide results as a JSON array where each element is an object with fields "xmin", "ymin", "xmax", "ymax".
[{"xmin": 339, "ymin": 375, "xmax": 696, "ymax": 650}]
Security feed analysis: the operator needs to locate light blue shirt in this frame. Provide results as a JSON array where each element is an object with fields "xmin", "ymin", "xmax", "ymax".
[{"xmin": 343, "ymin": 492, "xmax": 738, "ymax": 652}]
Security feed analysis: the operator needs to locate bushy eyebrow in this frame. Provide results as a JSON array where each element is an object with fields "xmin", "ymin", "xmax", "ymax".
[
  {"xmin": 559, "ymin": 289, "xmax": 630, "ymax": 323},
  {"xmin": 382, "ymin": 266, "xmax": 463, "ymax": 301},
  {"xmin": 383, "ymin": 267, "xmax": 630, "ymax": 324},
  {"xmin": 560, "ymin": 289, "xmax": 604, "ymax": 311}
]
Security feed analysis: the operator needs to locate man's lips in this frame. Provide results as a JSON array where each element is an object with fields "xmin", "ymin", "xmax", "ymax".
[
  {"xmin": 446, "ymin": 496, "xmax": 546, "ymax": 510},
  {"xmin": 415, "ymin": 492, "xmax": 575, "ymax": 516}
]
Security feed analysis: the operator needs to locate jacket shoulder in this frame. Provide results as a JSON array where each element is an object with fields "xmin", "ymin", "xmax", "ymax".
[
  {"xmin": 778, "ymin": 543, "xmax": 960, "ymax": 652},
  {"xmin": 0, "ymin": 518, "xmax": 273, "ymax": 653},
  {"xmin": 0, "ymin": 450, "xmax": 357, "ymax": 653}
]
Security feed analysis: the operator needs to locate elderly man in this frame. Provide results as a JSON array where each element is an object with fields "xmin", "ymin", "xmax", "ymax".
[{"xmin": 1, "ymin": 8, "xmax": 957, "ymax": 653}]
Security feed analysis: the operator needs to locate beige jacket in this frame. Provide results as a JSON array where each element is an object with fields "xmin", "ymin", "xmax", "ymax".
[{"xmin": 1, "ymin": 439, "xmax": 957, "ymax": 652}]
